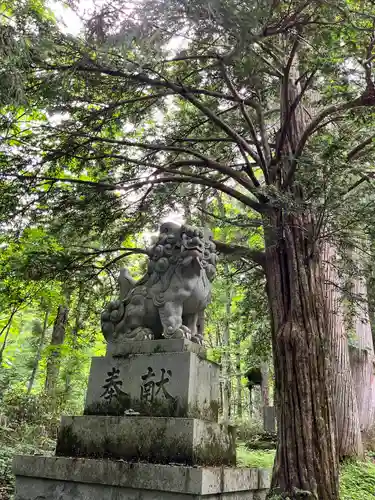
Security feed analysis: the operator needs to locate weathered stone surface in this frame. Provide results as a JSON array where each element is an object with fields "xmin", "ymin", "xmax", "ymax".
[
  {"xmin": 257, "ymin": 469, "xmax": 271, "ymax": 490},
  {"xmin": 106, "ymin": 338, "xmax": 207, "ymax": 358},
  {"xmin": 84, "ymin": 351, "xmax": 220, "ymax": 420},
  {"xmin": 55, "ymin": 416, "xmax": 236, "ymax": 466},
  {"xmin": 222, "ymin": 468, "xmax": 259, "ymax": 492},
  {"xmin": 13, "ymin": 456, "xmax": 271, "ymax": 496},
  {"xmin": 15, "ymin": 476, "xmax": 262, "ymax": 499},
  {"xmin": 253, "ymin": 492, "xmax": 267, "ymax": 500}
]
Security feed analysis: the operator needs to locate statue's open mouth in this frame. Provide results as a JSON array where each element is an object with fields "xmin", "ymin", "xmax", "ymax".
[
  {"xmin": 184, "ymin": 247, "xmax": 203, "ymax": 258},
  {"xmin": 181, "ymin": 246, "xmax": 205, "ymax": 268}
]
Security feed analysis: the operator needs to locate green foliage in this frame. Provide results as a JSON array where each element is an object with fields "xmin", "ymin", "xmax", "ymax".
[
  {"xmin": 2, "ymin": 1, "xmax": 375, "ymax": 496},
  {"xmin": 0, "ymin": 388, "xmax": 60, "ymax": 499},
  {"xmin": 236, "ymin": 445, "xmax": 275, "ymax": 468},
  {"xmin": 236, "ymin": 416, "xmax": 263, "ymax": 443},
  {"xmin": 340, "ymin": 460, "xmax": 375, "ymax": 500},
  {"xmin": 2, "ymin": 389, "xmax": 60, "ymax": 427},
  {"xmin": 237, "ymin": 448, "xmax": 375, "ymax": 500}
]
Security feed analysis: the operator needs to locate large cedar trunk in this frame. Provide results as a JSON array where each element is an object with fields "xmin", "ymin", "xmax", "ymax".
[
  {"xmin": 349, "ymin": 276, "xmax": 375, "ymax": 434},
  {"xmin": 265, "ymin": 213, "xmax": 338, "ymax": 500},
  {"xmin": 323, "ymin": 244, "xmax": 363, "ymax": 458}
]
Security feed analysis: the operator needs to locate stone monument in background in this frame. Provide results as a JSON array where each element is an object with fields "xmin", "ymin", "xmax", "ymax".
[{"xmin": 13, "ymin": 222, "xmax": 270, "ymax": 499}]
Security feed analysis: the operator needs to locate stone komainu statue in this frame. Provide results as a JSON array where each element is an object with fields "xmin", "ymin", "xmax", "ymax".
[{"xmin": 101, "ymin": 222, "xmax": 217, "ymax": 345}]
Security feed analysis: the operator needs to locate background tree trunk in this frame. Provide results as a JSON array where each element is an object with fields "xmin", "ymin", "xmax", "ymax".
[
  {"xmin": 236, "ymin": 346, "xmax": 242, "ymax": 418},
  {"xmin": 0, "ymin": 318, "xmax": 14, "ymax": 364},
  {"xmin": 44, "ymin": 305, "xmax": 69, "ymax": 396},
  {"xmin": 222, "ymin": 267, "xmax": 232, "ymax": 421},
  {"xmin": 217, "ymin": 193, "xmax": 232, "ymax": 421},
  {"xmin": 260, "ymin": 362, "xmax": 270, "ymax": 408},
  {"xmin": 28, "ymin": 309, "xmax": 49, "ymax": 394},
  {"xmin": 349, "ymin": 276, "xmax": 375, "ymax": 434},
  {"xmin": 266, "ymin": 213, "xmax": 338, "ymax": 500},
  {"xmin": 0, "ymin": 307, "xmax": 18, "ymax": 364},
  {"xmin": 323, "ymin": 244, "xmax": 363, "ymax": 458}
]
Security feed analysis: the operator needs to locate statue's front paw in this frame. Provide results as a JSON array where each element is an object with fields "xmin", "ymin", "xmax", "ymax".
[
  {"xmin": 128, "ymin": 327, "xmax": 154, "ymax": 340},
  {"xmin": 180, "ymin": 325, "xmax": 192, "ymax": 340},
  {"xmin": 164, "ymin": 325, "xmax": 191, "ymax": 340},
  {"xmin": 190, "ymin": 334, "xmax": 204, "ymax": 346}
]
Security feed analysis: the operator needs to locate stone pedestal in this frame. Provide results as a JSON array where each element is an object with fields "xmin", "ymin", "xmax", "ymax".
[
  {"xmin": 85, "ymin": 341, "xmax": 219, "ymax": 420},
  {"xmin": 13, "ymin": 339, "xmax": 271, "ymax": 499},
  {"xmin": 56, "ymin": 415, "xmax": 236, "ymax": 465}
]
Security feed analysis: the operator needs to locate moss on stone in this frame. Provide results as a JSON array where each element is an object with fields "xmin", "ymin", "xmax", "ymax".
[
  {"xmin": 183, "ymin": 400, "xmax": 219, "ymax": 421},
  {"xmin": 56, "ymin": 419, "xmax": 236, "ymax": 466},
  {"xmin": 152, "ymin": 343, "xmax": 165, "ymax": 353}
]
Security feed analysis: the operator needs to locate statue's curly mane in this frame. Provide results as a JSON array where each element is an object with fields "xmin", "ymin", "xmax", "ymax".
[{"xmin": 145, "ymin": 223, "xmax": 216, "ymax": 280}]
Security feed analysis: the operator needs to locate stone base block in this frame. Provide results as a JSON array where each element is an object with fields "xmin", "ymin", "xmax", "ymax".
[
  {"xmin": 85, "ymin": 350, "xmax": 219, "ymax": 420},
  {"xmin": 106, "ymin": 338, "xmax": 207, "ymax": 358},
  {"xmin": 13, "ymin": 456, "xmax": 270, "ymax": 499},
  {"xmin": 56, "ymin": 415, "xmax": 236, "ymax": 466}
]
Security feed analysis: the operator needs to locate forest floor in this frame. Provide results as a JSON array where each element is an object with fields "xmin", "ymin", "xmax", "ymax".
[{"xmin": 237, "ymin": 443, "xmax": 375, "ymax": 500}]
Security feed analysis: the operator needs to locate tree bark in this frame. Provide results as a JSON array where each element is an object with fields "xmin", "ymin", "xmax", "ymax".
[
  {"xmin": 44, "ymin": 305, "xmax": 69, "ymax": 396},
  {"xmin": 349, "ymin": 276, "xmax": 375, "ymax": 434},
  {"xmin": 260, "ymin": 362, "xmax": 270, "ymax": 407},
  {"xmin": 222, "ymin": 268, "xmax": 232, "ymax": 421},
  {"xmin": 0, "ymin": 316, "xmax": 14, "ymax": 364},
  {"xmin": 28, "ymin": 309, "xmax": 49, "ymax": 394},
  {"xmin": 236, "ymin": 346, "xmax": 242, "ymax": 418},
  {"xmin": 265, "ymin": 212, "xmax": 338, "ymax": 500},
  {"xmin": 323, "ymin": 244, "xmax": 363, "ymax": 459},
  {"xmin": 217, "ymin": 193, "xmax": 232, "ymax": 421}
]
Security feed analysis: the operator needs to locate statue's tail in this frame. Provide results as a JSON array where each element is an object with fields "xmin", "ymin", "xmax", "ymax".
[
  {"xmin": 118, "ymin": 268, "xmax": 136, "ymax": 300},
  {"xmin": 101, "ymin": 299, "xmax": 125, "ymax": 342}
]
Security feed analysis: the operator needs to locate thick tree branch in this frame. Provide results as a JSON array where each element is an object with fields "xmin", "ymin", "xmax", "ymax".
[
  {"xmin": 347, "ymin": 133, "xmax": 375, "ymax": 160},
  {"xmin": 276, "ymin": 69, "xmax": 317, "ymax": 167},
  {"xmin": 49, "ymin": 132, "xmax": 256, "ymax": 192},
  {"xmin": 285, "ymin": 37, "xmax": 300, "ymax": 79},
  {"xmin": 128, "ymin": 175, "xmax": 265, "ymax": 212},
  {"xmin": 197, "ymin": 207, "xmax": 263, "ymax": 228},
  {"xmin": 58, "ymin": 150, "xmax": 254, "ymax": 192},
  {"xmin": 179, "ymin": 90, "xmax": 261, "ymax": 167},
  {"xmin": 219, "ymin": 61, "xmax": 265, "ymax": 180},
  {"xmin": 48, "ymin": 131, "xmax": 211, "ymax": 162},
  {"xmin": 72, "ymin": 247, "xmax": 149, "ymax": 257},
  {"xmin": 214, "ymin": 240, "xmax": 265, "ymax": 267},
  {"xmin": 0, "ymin": 307, "xmax": 18, "ymax": 338},
  {"xmin": 3, "ymin": 173, "xmax": 116, "ymax": 189},
  {"xmin": 6, "ymin": 171, "xmax": 265, "ymax": 212},
  {"xmin": 44, "ymin": 62, "xmax": 263, "ymax": 110},
  {"xmin": 177, "ymin": 137, "xmax": 235, "ymax": 143},
  {"xmin": 295, "ymin": 99, "xmax": 371, "ymax": 160}
]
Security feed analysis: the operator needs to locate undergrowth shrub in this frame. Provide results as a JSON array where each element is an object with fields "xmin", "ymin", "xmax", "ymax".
[
  {"xmin": 236, "ymin": 416, "xmax": 263, "ymax": 443},
  {"xmin": 236, "ymin": 417, "xmax": 276, "ymax": 450},
  {"xmin": 0, "ymin": 386, "xmax": 77, "ymax": 500},
  {"xmin": 340, "ymin": 460, "xmax": 375, "ymax": 500}
]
